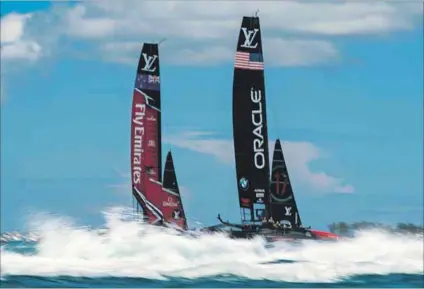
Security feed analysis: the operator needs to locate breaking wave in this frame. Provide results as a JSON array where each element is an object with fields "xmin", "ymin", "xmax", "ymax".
[{"xmin": 1, "ymin": 207, "xmax": 423, "ymax": 283}]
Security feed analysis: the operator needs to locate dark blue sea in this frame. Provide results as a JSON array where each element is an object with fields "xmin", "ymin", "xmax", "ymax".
[{"xmin": 1, "ymin": 208, "xmax": 423, "ymax": 288}]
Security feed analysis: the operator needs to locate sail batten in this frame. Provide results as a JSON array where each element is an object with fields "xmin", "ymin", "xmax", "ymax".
[{"xmin": 232, "ymin": 16, "xmax": 270, "ymax": 223}]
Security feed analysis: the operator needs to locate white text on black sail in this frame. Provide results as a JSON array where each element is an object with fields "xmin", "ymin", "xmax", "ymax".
[
  {"xmin": 251, "ymin": 88, "xmax": 265, "ymax": 169},
  {"xmin": 133, "ymin": 103, "xmax": 146, "ymax": 184}
]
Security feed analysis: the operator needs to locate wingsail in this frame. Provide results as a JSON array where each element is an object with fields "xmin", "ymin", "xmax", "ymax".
[
  {"xmin": 269, "ymin": 139, "xmax": 302, "ymax": 228},
  {"xmin": 162, "ymin": 151, "xmax": 188, "ymax": 230},
  {"xmin": 232, "ymin": 16, "xmax": 270, "ymax": 223},
  {"xmin": 130, "ymin": 43, "xmax": 163, "ymax": 224}
]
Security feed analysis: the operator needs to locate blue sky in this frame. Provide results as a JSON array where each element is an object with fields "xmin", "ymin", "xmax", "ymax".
[{"xmin": 1, "ymin": 1, "xmax": 423, "ymax": 232}]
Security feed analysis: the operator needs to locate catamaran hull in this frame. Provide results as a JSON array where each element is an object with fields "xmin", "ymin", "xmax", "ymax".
[
  {"xmin": 226, "ymin": 231, "xmax": 339, "ymax": 242},
  {"xmin": 199, "ymin": 225, "xmax": 340, "ymax": 242}
]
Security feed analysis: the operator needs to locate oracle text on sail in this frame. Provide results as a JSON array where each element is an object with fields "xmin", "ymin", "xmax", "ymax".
[{"xmin": 251, "ymin": 88, "xmax": 265, "ymax": 169}]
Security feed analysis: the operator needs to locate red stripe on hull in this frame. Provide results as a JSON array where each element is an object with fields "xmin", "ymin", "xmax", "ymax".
[{"xmin": 309, "ymin": 229, "xmax": 340, "ymax": 240}]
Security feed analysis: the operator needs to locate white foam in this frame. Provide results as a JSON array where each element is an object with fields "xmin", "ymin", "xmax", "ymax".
[{"xmin": 1, "ymin": 207, "xmax": 423, "ymax": 283}]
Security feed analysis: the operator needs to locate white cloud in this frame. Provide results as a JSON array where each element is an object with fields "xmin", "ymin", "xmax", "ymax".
[
  {"xmin": 171, "ymin": 46, "xmax": 234, "ymax": 66},
  {"xmin": 65, "ymin": 5, "xmax": 118, "ymax": 39},
  {"xmin": 264, "ymin": 38, "xmax": 339, "ymax": 67},
  {"xmin": 1, "ymin": 41, "xmax": 41, "ymax": 61},
  {"xmin": 268, "ymin": 140, "xmax": 354, "ymax": 194},
  {"xmin": 260, "ymin": 2, "xmax": 418, "ymax": 35},
  {"xmin": 0, "ymin": 13, "xmax": 42, "ymax": 61},
  {"xmin": 1, "ymin": 12, "xmax": 28, "ymax": 43},
  {"xmin": 2, "ymin": 0, "xmax": 420, "ymax": 66},
  {"xmin": 58, "ymin": 1, "xmax": 419, "ymax": 65},
  {"xmin": 164, "ymin": 131, "xmax": 354, "ymax": 194},
  {"xmin": 64, "ymin": 1, "xmax": 421, "ymax": 38},
  {"xmin": 164, "ymin": 131, "xmax": 234, "ymax": 164}
]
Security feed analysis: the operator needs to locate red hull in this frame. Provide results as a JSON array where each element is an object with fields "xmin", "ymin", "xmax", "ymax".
[{"xmin": 309, "ymin": 229, "xmax": 340, "ymax": 240}]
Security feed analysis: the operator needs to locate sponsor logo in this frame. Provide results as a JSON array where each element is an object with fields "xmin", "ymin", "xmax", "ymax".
[
  {"xmin": 147, "ymin": 116, "xmax": 156, "ymax": 122},
  {"xmin": 240, "ymin": 27, "xmax": 259, "ymax": 49},
  {"xmin": 284, "ymin": 206, "xmax": 292, "ymax": 216},
  {"xmin": 270, "ymin": 167, "xmax": 293, "ymax": 203},
  {"xmin": 141, "ymin": 53, "xmax": 158, "ymax": 72},
  {"xmin": 172, "ymin": 209, "xmax": 181, "ymax": 220},
  {"xmin": 280, "ymin": 220, "xmax": 292, "ymax": 228},
  {"xmin": 256, "ymin": 192, "xmax": 264, "ymax": 198},
  {"xmin": 148, "ymin": 140, "xmax": 156, "ymax": 148},
  {"xmin": 239, "ymin": 177, "xmax": 249, "ymax": 191},
  {"xmin": 163, "ymin": 196, "xmax": 179, "ymax": 207},
  {"xmin": 257, "ymin": 198, "xmax": 263, "ymax": 203},
  {"xmin": 251, "ymin": 88, "xmax": 265, "ymax": 169},
  {"xmin": 132, "ymin": 103, "xmax": 146, "ymax": 184},
  {"xmin": 275, "ymin": 171, "xmax": 289, "ymax": 196},
  {"xmin": 241, "ymin": 197, "xmax": 250, "ymax": 206}
]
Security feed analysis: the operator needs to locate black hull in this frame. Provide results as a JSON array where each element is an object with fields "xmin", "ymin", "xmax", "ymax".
[{"xmin": 200, "ymin": 224, "xmax": 338, "ymax": 242}]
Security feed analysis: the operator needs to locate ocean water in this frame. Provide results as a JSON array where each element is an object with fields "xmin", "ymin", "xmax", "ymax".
[{"xmin": 1, "ymin": 208, "xmax": 423, "ymax": 288}]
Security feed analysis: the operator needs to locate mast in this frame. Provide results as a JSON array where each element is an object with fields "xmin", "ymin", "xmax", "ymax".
[
  {"xmin": 162, "ymin": 151, "xmax": 188, "ymax": 230},
  {"xmin": 269, "ymin": 139, "xmax": 302, "ymax": 228},
  {"xmin": 232, "ymin": 15, "xmax": 270, "ymax": 223},
  {"xmin": 130, "ymin": 43, "xmax": 164, "ymax": 224}
]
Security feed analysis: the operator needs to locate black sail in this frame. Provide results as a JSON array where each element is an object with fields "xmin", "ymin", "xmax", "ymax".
[
  {"xmin": 232, "ymin": 16, "xmax": 270, "ymax": 223},
  {"xmin": 162, "ymin": 151, "xmax": 188, "ymax": 230},
  {"xmin": 135, "ymin": 43, "xmax": 162, "ymax": 183},
  {"xmin": 269, "ymin": 139, "xmax": 302, "ymax": 228}
]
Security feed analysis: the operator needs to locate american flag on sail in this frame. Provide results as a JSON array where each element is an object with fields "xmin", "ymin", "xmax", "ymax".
[{"xmin": 234, "ymin": 51, "xmax": 264, "ymax": 70}]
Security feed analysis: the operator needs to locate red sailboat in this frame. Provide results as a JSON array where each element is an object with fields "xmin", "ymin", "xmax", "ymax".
[{"xmin": 130, "ymin": 43, "xmax": 187, "ymax": 231}]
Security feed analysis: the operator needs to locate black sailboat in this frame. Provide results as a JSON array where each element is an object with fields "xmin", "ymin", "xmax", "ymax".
[{"xmin": 206, "ymin": 14, "xmax": 339, "ymax": 241}]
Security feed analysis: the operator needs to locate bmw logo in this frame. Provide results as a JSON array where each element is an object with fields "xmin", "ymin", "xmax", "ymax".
[{"xmin": 239, "ymin": 177, "xmax": 249, "ymax": 190}]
